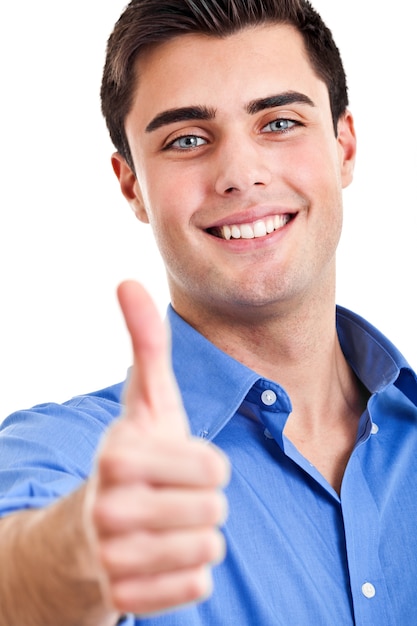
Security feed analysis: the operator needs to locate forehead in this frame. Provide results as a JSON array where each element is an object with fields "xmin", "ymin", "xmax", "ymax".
[{"xmin": 128, "ymin": 23, "xmax": 328, "ymax": 126}]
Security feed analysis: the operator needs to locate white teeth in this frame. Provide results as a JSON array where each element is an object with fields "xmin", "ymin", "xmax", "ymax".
[
  {"xmin": 266, "ymin": 217, "xmax": 275, "ymax": 234},
  {"xmin": 240, "ymin": 223, "xmax": 254, "ymax": 239},
  {"xmin": 253, "ymin": 221, "xmax": 267, "ymax": 237},
  {"xmin": 274, "ymin": 215, "xmax": 284, "ymax": 229},
  {"xmin": 231, "ymin": 225, "xmax": 241, "ymax": 239},
  {"xmin": 219, "ymin": 215, "xmax": 290, "ymax": 240}
]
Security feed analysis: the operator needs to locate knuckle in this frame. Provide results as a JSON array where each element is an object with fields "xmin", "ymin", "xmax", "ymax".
[
  {"xmin": 128, "ymin": 532, "xmax": 157, "ymax": 570},
  {"xmin": 96, "ymin": 451, "xmax": 121, "ymax": 484},
  {"xmin": 200, "ymin": 443, "xmax": 230, "ymax": 486},
  {"xmin": 214, "ymin": 490, "xmax": 229, "ymax": 524},
  {"xmin": 184, "ymin": 566, "xmax": 213, "ymax": 603},
  {"xmin": 91, "ymin": 497, "xmax": 111, "ymax": 531},
  {"xmin": 133, "ymin": 487, "xmax": 159, "ymax": 526},
  {"xmin": 199, "ymin": 490, "xmax": 227, "ymax": 525},
  {"xmin": 98, "ymin": 532, "xmax": 153, "ymax": 576},
  {"xmin": 199, "ymin": 529, "xmax": 226, "ymax": 564},
  {"xmin": 108, "ymin": 583, "xmax": 132, "ymax": 613},
  {"xmin": 97, "ymin": 541, "xmax": 117, "ymax": 571}
]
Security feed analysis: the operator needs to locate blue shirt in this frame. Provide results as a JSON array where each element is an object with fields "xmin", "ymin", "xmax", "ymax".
[{"xmin": 1, "ymin": 305, "xmax": 417, "ymax": 625}]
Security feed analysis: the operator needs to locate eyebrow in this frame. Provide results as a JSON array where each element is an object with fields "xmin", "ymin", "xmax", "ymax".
[
  {"xmin": 246, "ymin": 91, "xmax": 315, "ymax": 114},
  {"xmin": 145, "ymin": 106, "xmax": 216, "ymax": 133},
  {"xmin": 145, "ymin": 91, "xmax": 315, "ymax": 133}
]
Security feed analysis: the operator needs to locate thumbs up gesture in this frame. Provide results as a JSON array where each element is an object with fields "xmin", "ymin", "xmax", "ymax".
[{"xmin": 85, "ymin": 281, "xmax": 230, "ymax": 617}]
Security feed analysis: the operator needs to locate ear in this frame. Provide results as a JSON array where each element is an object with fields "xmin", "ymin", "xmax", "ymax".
[
  {"xmin": 111, "ymin": 152, "xmax": 149, "ymax": 224},
  {"xmin": 337, "ymin": 111, "xmax": 357, "ymax": 189}
]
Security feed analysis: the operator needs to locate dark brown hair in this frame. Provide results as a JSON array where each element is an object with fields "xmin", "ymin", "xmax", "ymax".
[{"xmin": 101, "ymin": 0, "xmax": 348, "ymax": 171}]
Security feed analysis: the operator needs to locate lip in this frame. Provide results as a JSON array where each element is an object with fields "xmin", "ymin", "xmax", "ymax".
[
  {"xmin": 205, "ymin": 205, "xmax": 298, "ymax": 230},
  {"xmin": 205, "ymin": 213, "xmax": 297, "ymax": 251},
  {"xmin": 204, "ymin": 206, "xmax": 298, "ymax": 246}
]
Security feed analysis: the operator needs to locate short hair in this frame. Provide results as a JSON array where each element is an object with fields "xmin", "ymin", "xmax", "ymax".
[{"xmin": 101, "ymin": 0, "xmax": 348, "ymax": 171}]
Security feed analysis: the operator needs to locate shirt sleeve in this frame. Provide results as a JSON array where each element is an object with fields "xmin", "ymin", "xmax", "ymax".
[{"xmin": 0, "ymin": 383, "xmax": 125, "ymax": 517}]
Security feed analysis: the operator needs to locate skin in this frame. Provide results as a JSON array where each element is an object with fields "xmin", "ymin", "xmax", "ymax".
[
  {"xmin": 0, "ymin": 282, "xmax": 229, "ymax": 625},
  {"xmin": 114, "ymin": 24, "xmax": 360, "ymax": 491},
  {"xmin": 115, "ymin": 24, "xmax": 356, "ymax": 330},
  {"xmin": 0, "ymin": 22, "xmax": 360, "ymax": 626}
]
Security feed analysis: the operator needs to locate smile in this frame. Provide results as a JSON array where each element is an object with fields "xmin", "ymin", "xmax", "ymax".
[{"xmin": 208, "ymin": 214, "xmax": 292, "ymax": 240}]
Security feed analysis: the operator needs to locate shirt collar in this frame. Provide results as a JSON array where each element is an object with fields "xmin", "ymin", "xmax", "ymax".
[
  {"xmin": 336, "ymin": 305, "xmax": 417, "ymax": 405},
  {"xmin": 168, "ymin": 305, "xmax": 260, "ymax": 439},
  {"xmin": 167, "ymin": 304, "xmax": 417, "ymax": 438}
]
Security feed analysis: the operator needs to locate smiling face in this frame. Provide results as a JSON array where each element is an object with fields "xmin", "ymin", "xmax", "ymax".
[{"xmin": 113, "ymin": 23, "xmax": 356, "ymax": 328}]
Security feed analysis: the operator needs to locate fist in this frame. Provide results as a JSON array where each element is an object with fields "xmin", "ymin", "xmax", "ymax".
[{"xmin": 85, "ymin": 281, "xmax": 230, "ymax": 617}]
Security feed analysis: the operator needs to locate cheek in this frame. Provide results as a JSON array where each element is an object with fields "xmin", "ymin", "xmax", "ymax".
[
  {"xmin": 287, "ymin": 142, "xmax": 344, "ymax": 246},
  {"xmin": 141, "ymin": 192, "xmax": 190, "ymax": 259},
  {"xmin": 289, "ymin": 141, "xmax": 343, "ymax": 204},
  {"xmin": 143, "ymin": 164, "xmax": 207, "ymax": 230}
]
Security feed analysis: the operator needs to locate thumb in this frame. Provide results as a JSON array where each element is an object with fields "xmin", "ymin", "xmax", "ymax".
[{"xmin": 117, "ymin": 280, "xmax": 189, "ymax": 436}]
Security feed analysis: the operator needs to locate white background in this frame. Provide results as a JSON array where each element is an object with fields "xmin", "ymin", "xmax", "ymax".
[{"xmin": 0, "ymin": 1, "xmax": 415, "ymax": 418}]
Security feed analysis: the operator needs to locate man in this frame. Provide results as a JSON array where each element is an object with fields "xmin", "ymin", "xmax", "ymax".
[{"xmin": 0, "ymin": 1, "xmax": 416, "ymax": 625}]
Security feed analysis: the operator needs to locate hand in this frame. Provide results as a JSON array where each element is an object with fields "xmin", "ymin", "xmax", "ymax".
[{"xmin": 84, "ymin": 281, "xmax": 230, "ymax": 617}]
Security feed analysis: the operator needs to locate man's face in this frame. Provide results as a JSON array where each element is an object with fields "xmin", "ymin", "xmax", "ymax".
[{"xmin": 116, "ymin": 24, "xmax": 356, "ymax": 325}]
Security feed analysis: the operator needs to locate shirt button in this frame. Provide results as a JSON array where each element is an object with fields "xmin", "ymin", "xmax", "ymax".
[
  {"xmin": 361, "ymin": 582, "xmax": 376, "ymax": 598},
  {"xmin": 264, "ymin": 429, "xmax": 274, "ymax": 439},
  {"xmin": 371, "ymin": 423, "xmax": 379, "ymax": 435},
  {"xmin": 261, "ymin": 390, "xmax": 277, "ymax": 406}
]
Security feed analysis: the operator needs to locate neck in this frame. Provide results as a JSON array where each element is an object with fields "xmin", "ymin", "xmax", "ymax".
[
  {"xmin": 172, "ymin": 286, "xmax": 369, "ymax": 493},
  {"xmin": 174, "ymin": 283, "xmax": 340, "ymax": 392}
]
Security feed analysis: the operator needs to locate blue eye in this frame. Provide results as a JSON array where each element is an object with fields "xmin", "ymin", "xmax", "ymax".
[
  {"xmin": 168, "ymin": 135, "xmax": 207, "ymax": 150},
  {"xmin": 263, "ymin": 119, "xmax": 298, "ymax": 133}
]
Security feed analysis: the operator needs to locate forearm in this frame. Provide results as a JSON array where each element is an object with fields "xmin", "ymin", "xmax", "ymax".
[{"xmin": 0, "ymin": 485, "xmax": 119, "ymax": 626}]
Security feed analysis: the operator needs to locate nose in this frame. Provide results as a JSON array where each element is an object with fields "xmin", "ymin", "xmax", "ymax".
[{"xmin": 213, "ymin": 134, "xmax": 272, "ymax": 196}]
